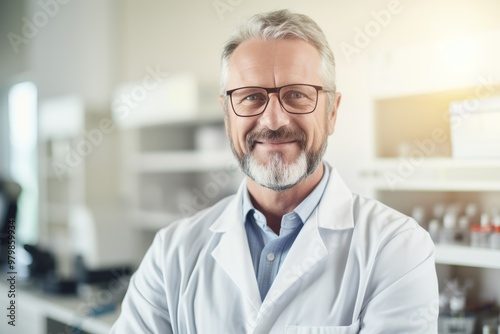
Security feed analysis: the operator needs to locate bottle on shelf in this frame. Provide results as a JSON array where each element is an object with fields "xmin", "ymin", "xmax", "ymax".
[
  {"xmin": 433, "ymin": 203, "xmax": 446, "ymax": 222},
  {"xmin": 411, "ymin": 206, "xmax": 427, "ymax": 229},
  {"xmin": 446, "ymin": 203, "xmax": 463, "ymax": 218},
  {"xmin": 427, "ymin": 203, "xmax": 446, "ymax": 244},
  {"xmin": 428, "ymin": 219, "xmax": 441, "ymax": 244},
  {"xmin": 440, "ymin": 212, "xmax": 461, "ymax": 245},
  {"xmin": 457, "ymin": 215, "xmax": 470, "ymax": 245},
  {"xmin": 465, "ymin": 203, "xmax": 480, "ymax": 226},
  {"xmin": 482, "ymin": 315, "xmax": 500, "ymax": 334},
  {"xmin": 489, "ymin": 214, "xmax": 500, "ymax": 250},
  {"xmin": 471, "ymin": 213, "xmax": 493, "ymax": 248}
]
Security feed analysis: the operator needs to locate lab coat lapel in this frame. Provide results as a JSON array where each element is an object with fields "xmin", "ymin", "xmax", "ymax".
[
  {"xmin": 260, "ymin": 208, "xmax": 327, "ymax": 313},
  {"xmin": 210, "ymin": 185, "xmax": 262, "ymax": 312},
  {"xmin": 259, "ymin": 167, "xmax": 355, "ymax": 314}
]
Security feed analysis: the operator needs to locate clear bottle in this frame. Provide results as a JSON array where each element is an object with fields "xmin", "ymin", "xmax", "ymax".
[
  {"xmin": 489, "ymin": 214, "xmax": 500, "ymax": 250},
  {"xmin": 411, "ymin": 206, "xmax": 427, "ymax": 229},
  {"xmin": 478, "ymin": 213, "xmax": 493, "ymax": 248},
  {"xmin": 433, "ymin": 203, "xmax": 446, "ymax": 221},
  {"xmin": 457, "ymin": 215, "xmax": 470, "ymax": 245},
  {"xmin": 440, "ymin": 212, "xmax": 460, "ymax": 245},
  {"xmin": 465, "ymin": 203, "xmax": 480, "ymax": 226},
  {"xmin": 446, "ymin": 203, "xmax": 462, "ymax": 217},
  {"xmin": 428, "ymin": 219, "xmax": 441, "ymax": 244}
]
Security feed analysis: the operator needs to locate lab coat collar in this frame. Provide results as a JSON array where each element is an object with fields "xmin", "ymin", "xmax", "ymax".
[
  {"xmin": 209, "ymin": 181, "xmax": 246, "ymax": 232},
  {"xmin": 316, "ymin": 164, "xmax": 355, "ymax": 230},
  {"xmin": 258, "ymin": 165, "xmax": 355, "ymax": 316},
  {"xmin": 210, "ymin": 163, "xmax": 354, "ymax": 232},
  {"xmin": 209, "ymin": 182, "xmax": 262, "ymax": 311}
]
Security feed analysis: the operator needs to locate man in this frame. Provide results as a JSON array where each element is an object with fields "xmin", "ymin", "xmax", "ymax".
[{"xmin": 111, "ymin": 9, "xmax": 438, "ymax": 333}]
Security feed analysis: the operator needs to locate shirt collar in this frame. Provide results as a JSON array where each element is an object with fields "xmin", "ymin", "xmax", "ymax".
[{"xmin": 242, "ymin": 161, "xmax": 331, "ymax": 225}]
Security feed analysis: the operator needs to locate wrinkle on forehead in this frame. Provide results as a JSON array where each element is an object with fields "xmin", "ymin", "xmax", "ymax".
[{"xmin": 227, "ymin": 39, "xmax": 322, "ymax": 89}]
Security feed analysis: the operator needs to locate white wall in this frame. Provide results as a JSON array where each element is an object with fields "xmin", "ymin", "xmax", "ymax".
[{"xmin": 24, "ymin": 0, "xmax": 118, "ymax": 110}]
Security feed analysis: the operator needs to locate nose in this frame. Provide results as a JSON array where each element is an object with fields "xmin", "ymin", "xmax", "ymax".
[{"xmin": 257, "ymin": 93, "xmax": 291, "ymax": 130}]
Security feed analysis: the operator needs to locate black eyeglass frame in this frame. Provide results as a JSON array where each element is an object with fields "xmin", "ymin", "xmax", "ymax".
[{"xmin": 224, "ymin": 84, "xmax": 332, "ymax": 117}]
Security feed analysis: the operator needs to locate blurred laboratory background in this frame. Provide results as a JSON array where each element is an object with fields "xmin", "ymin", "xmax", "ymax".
[{"xmin": 1, "ymin": 0, "xmax": 500, "ymax": 333}]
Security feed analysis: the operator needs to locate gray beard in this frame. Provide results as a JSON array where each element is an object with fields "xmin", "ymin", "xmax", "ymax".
[
  {"xmin": 240, "ymin": 147, "xmax": 325, "ymax": 191},
  {"xmin": 229, "ymin": 126, "xmax": 327, "ymax": 191}
]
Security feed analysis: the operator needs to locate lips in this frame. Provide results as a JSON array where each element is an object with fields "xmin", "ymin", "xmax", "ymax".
[
  {"xmin": 255, "ymin": 140, "xmax": 297, "ymax": 146},
  {"xmin": 247, "ymin": 127, "xmax": 306, "ymax": 151}
]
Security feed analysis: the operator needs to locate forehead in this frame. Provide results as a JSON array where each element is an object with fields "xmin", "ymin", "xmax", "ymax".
[{"xmin": 227, "ymin": 38, "xmax": 322, "ymax": 88}]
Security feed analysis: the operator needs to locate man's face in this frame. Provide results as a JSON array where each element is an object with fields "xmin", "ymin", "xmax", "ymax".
[{"xmin": 223, "ymin": 38, "xmax": 340, "ymax": 191}]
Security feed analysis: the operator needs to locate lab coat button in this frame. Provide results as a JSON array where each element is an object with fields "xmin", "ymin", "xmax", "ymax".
[{"xmin": 267, "ymin": 253, "xmax": 275, "ymax": 262}]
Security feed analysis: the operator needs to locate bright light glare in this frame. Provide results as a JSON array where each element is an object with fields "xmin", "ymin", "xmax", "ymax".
[
  {"xmin": 438, "ymin": 39, "xmax": 476, "ymax": 73},
  {"xmin": 8, "ymin": 81, "xmax": 38, "ymax": 245}
]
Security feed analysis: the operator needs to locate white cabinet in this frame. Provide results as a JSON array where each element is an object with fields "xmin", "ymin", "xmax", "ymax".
[
  {"xmin": 118, "ymin": 114, "xmax": 243, "ymax": 239},
  {"xmin": 38, "ymin": 95, "xmax": 123, "ymax": 276},
  {"xmin": 0, "ymin": 281, "xmax": 117, "ymax": 334},
  {"xmin": 365, "ymin": 85, "xmax": 500, "ymax": 307}
]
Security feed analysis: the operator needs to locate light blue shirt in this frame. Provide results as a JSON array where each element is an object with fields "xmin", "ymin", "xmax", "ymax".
[{"xmin": 242, "ymin": 162, "xmax": 331, "ymax": 300}]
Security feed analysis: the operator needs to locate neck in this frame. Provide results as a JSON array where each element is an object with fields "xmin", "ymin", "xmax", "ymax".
[{"xmin": 246, "ymin": 163, "xmax": 324, "ymax": 234}]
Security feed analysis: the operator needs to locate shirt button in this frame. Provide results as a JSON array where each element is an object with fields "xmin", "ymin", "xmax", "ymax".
[{"xmin": 267, "ymin": 253, "xmax": 275, "ymax": 262}]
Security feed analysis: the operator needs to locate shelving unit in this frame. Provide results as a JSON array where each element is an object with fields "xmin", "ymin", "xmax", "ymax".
[
  {"xmin": 130, "ymin": 210, "xmax": 182, "ymax": 230},
  {"xmin": 363, "ymin": 158, "xmax": 500, "ymax": 192},
  {"xmin": 435, "ymin": 245, "xmax": 500, "ymax": 270},
  {"xmin": 0, "ymin": 281, "xmax": 118, "ymax": 334},
  {"xmin": 38, "ymin": 95, "xmax": 130, "ymax": 276},
  {"xmin": 118, "ymin": 112, "xmax": 243, "ymax": 237},
  {"xmin": 366, "ymin": 84, "xmax": 500, "ymax": 309},
  {"xmin": 38, "ymin": 96, "xmax": 89, "ymax": 278},
  {"xmin": 134, "ymin": 150, "xmax": 234, "ymax": 173}
]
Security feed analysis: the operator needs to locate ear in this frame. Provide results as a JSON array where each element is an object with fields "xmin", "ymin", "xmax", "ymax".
[{"xmin": 327, "ymin": 92, "xmax": 341, "ymax": 135}]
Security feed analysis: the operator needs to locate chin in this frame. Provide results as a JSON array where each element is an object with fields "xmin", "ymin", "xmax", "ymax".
[{"xmin": 242, "ymin": 151, "xmax": 309, "ymax": 191}]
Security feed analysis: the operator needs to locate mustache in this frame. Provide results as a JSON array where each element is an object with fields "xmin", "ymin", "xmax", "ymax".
[{"xmin": 246, "ymin": 127, "xmax": 307, "ymax": 151}]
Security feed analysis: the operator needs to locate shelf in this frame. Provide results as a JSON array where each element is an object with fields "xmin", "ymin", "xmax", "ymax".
[
  {"xmin": 435, "ymin": 244, "xmax": 500, "ymax": 269},
  {"xmin": 363, "ymin": 158, "xmax": 500, "ymax": 191},
  {"xmin": 135, "ymin": 111, "xmax": 224, "ymax": 128},
  {"xmin": 134, "ymin": 150, "xmax": 235, "ymax": 173},
  {"xmin": 41, "ymin": 203, "xmax": 70, "ymax": 224},
  {"xmin": 115, "ymin": 103, "xmax": 224, "ymax": 129},
  {"xmin": 367, "ymin": 179, "xmax": 500, "ymax": 192},
  {"xmin": 0, "ymin": 281, "xmax": 119, "ymax": 334},
  {"xmin": 371, "ymin": 158, "xmax": 500, "ymax": 169},
  {"xmin": 131, "ymin": 210, "xmax": 182, "ymax": 230}
]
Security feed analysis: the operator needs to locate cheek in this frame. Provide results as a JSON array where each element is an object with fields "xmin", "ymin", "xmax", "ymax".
[
  {"xmin": 308, "ymin": 118, "xmax": 328, "ymax": 148},
  {"xmin": 228, "ymin": 118, "xmax": 253, "ymax": 150}
]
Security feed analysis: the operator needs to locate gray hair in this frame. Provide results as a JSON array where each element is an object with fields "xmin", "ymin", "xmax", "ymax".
[{"xmin": 220, "ymin": 9, "xmax": 336, "ymax": 109}]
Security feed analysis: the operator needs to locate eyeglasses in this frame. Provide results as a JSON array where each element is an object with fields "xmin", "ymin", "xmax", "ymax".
[{"xmin": 225, "ymin": 84, "xmax": 332, "ymax": 117}]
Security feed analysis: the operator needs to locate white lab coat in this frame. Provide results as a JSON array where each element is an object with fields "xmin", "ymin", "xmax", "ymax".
[{"xmin": 111, "ymin": 168, "xmax": 439, "ymax": 334}]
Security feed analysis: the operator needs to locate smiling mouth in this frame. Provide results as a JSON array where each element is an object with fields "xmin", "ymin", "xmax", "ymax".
[
  {"xmin": 246, "ymin": 127, "xmax": 306, "ymax": 151},
  {"xmin": 256, "ymin": 140, "xmax": 297, "ymax": 146}
]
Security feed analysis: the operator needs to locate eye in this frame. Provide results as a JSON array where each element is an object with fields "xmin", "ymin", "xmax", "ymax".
[
  {"xmin": 243, "ymin": 93, "xmax": 266, "ymax": 101},
  {"xmin": 289, "ymin": 91, "xmax": 305, "ymax": 99},
  {"xmin": 282, "ymin": 90, "xmax": 309, "ymax": 101}
]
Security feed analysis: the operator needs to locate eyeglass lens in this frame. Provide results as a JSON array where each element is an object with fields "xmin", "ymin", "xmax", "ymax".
[{"xmin": 230, "ymin": 85, "xmax": 318, "ymax": 116}]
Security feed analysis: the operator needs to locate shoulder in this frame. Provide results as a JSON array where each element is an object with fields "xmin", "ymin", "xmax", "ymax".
[
  {"xmin": 153, "ymin": 194, "xmax": 236, "ymax": 250},
  {"xmin": 320, "ymin": 166, "xmax": 418, "ymax": 236},
  {"xmin": 350, "ymin": 193, "xmax": 434, "ymax": 263},
  {"xmin": 352, "ymin": 193, "xmax": 419, "ymax": 234}
]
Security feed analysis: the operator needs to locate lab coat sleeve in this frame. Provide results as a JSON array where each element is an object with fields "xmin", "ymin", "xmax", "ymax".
[
  {"xmin": 110, "ymin": 231, "xmax": 172, "ymax": 334},
  {"xmin": 359, "ymin": 225, "xmax": 439, "ymax": 334}
]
